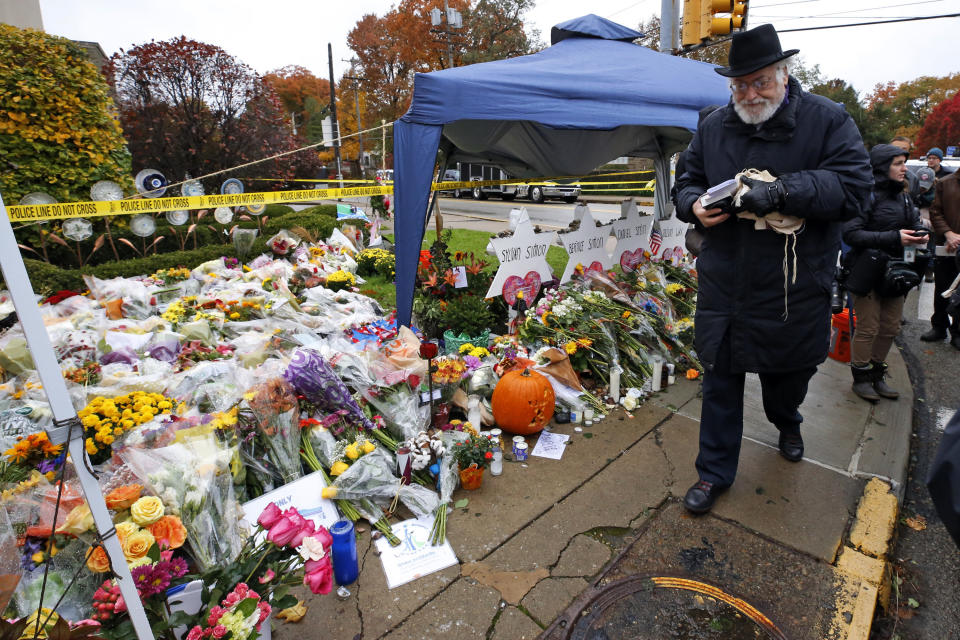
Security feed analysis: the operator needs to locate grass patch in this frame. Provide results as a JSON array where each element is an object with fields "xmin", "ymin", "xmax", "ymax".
[
  {"xmin": 418, "ymin": 229, "xmax": 568, "ymax": 278},
  {"xmin": 358, "ymin": 275, "xmax": 396, "ymax": 309},
  {"xmin": 367, "ymin": 228, "xmax": 570, "ymax": 311}
]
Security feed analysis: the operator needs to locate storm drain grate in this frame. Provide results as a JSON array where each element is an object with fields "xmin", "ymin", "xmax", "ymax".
[{"xmin": 559, "ymin": 575, "xmax": 788, "ymax": 640}]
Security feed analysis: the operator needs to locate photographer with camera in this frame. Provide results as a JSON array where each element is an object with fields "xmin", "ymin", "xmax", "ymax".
[{"xmin": 842, "ymin": 144, "xmax": 928, "ymax": 402}]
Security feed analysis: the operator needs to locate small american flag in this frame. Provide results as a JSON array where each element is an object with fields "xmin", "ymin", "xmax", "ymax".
[{"xmin": 649, "ymin": 229, "xmax": 662, "ymax": 255}]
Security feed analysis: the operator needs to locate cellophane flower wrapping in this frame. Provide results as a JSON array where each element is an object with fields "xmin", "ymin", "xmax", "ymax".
[
  {"xmin": 121, "ymin": 436, "xmax": 244, "ymax": 571},
  {"xmin": 437, "ymin": 430, "xmax": 470, "ymax": 506},
  {"xmin": 244, "ymin": 377, "xmax": 302, "ymax": 485},
  {"xmin": 169, "ymin": 360, "xmax": 253, "ymax": 414},
  {"xmin": 326, "ymin": 343, "xmax": 428, "ymax": 444},
  {"xmin": 283, "ymin": 349, "xmax": 374, "ymax": 431}
]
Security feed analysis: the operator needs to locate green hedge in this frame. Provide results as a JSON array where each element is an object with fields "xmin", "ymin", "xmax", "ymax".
[{"xmin": 13, "ymin": 204, "xmax": 361, "ymax": 294}]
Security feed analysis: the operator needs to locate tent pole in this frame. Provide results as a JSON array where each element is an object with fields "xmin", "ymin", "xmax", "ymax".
[
  {"xmin": 425, "ymin": 158, "xmax": 450, "ymax": 238},
  {"xmin": 0, "ymin": 192, "xmax": 155, "ymax": 640}
]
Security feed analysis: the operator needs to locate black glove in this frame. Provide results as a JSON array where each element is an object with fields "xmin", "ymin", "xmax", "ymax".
[{"xmin": 739, "ymin": 176, "xmax": 787, "ymax": 216}]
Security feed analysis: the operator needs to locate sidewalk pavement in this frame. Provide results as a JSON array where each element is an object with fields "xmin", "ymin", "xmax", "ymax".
[{"xmin": 274, "ymin": 347, "xmax": 911, "ymax": 639}]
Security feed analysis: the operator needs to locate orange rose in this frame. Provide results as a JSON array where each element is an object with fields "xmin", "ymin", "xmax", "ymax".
[
  {"xmin": 148, "ymin": 515, "xmax": 187, "ymax": 550},
  {"xmin": 85, "ymin": 545, "xmax": 110, "ymax": 573},
  {"xmin": 105, "ymin": 484, "xmax": 142, "ymax": 510},
  {"xmin": 686, "ymin": 369, "xmax": 700, "ymax": 380}
]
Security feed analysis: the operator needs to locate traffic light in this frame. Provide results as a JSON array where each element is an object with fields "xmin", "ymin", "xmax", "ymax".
[
  {"xmin": 683, "ymin": 0, "xmax": 749, "ymax": 47},
  {"xmin": 681, "ymin": 0, "xmax": 703, "ymax": 48}
]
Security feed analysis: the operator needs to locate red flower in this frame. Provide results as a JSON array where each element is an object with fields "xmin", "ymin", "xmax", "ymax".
[
  {"xmin": 407, "ymin": 374, "xmax": 421, "ymax": 388},
  {"xmin": 418, "ymin": 341, "xmax": 438, "ymax": 359},
  {"xmin": 485, "ymin": 451, "xmax": 493, "ymax": 459}
]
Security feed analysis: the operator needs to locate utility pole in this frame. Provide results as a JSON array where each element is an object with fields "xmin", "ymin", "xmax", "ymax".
[
  {"xmin": 381, "ymin": 119, "xmax": 386, "ymax": 170},
  {"xmin": 430, "ymin": 2, "xmax": 462, "ymax": 68},
  {"xmin": 327, "ymin": 43, "xmax": 343, "ymax": 186},
  {"xmin": 291, "ymin": 111, "xmax": 297, "ymax": 136},
  {"xmin": 660, "ymin": 0, "xmax": 680, "ymax": 53}
]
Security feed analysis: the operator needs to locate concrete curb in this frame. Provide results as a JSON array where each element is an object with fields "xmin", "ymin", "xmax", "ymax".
[{"xmin": 830, "ymin": 477, "xmax": 899, "ymax": 640}]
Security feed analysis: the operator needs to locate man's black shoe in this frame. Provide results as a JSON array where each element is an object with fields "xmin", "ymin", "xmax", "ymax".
[
  {"xmin": 682, "ymin": 480, "xmax": 726, "ymax": 514},
  {"xmin": 921, "ymin": 327, "xmax": 947, "ymax": 342},
  {"xmin": 778, "ymin": 433, "xmax": 804, "ymax": 462}
]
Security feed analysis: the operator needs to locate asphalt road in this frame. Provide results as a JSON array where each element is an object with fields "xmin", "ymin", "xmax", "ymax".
[{"xmin": 870, "ymin": 281, "xmax": 960, "ymax": 638}]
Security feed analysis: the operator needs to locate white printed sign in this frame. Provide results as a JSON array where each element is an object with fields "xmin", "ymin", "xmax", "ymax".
[
  {"xmin": 558, "ymin": 206, "xmax": 615, "ymax": 284},
  {"xmin": 609, "ymin": 200, "xmax": 654, "ymax": 272},
  {"xmin": 485, "ymin": 219, "xmax": 556, "ymax": 304},
  {"xmin": 376, "ymin": 517, "xmax": 459, "ymax": 589}
]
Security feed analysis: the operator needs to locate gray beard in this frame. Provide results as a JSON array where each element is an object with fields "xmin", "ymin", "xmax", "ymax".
[{"xmin": 733, "ymin": 97, "xmax": 781, "ymax": 125}]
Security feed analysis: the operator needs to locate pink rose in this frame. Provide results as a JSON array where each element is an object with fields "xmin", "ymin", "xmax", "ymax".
[
  {"xmin": 282, "ymin": 508, "xmax": 308, "ymax": 532},
  {"xmin": 211, "ymin": 625, "xmax": 227, "ymax": 639},
  {"xmin": 289, "ymin": 519, "xmax": 316, "ymax": 549},
  {"xmin": 186, "ymin": 626, "xmax": 203, "ymax": 640},
  {"xmin": 257, "ymin": 601, "xmax": 271, "ymax": 625},
  {"xmin": 303, "ymin": 563, "xmax": 333, "ymax": 595},
  {"xmin": 258, "ymin": 569, "xmax": 275, "ymax": 584},
  {"xmin": 303, "ymin": 556, "xmax": 331, "ymax": 574},
  {"xmin": 257, "ymin": 503, "xmax": 282, "ymax": 529},
  {"xmin": 313, "ymin": 524, "xmax": 333, "ymax": 549},
  {"xmin": 224, "ymin": 592, "xmax": 240, "ymax": 607},
  {"xmin": 114, "ymin": 596, "xmax": 127, "ymax": 614},
  {"xmin": 266, "ymin": 517, "xmax": 299, "ymax": 547},
  {"xmin": 234, "ymin": 583, "xmax": 250, "ymax": 598}
]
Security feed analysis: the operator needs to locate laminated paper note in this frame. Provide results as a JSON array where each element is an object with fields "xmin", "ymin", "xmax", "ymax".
[
  {"xmin": 531, "ymin": 431, "xmax": 570, "ymax": 460},
  {"xmin": 376, "ymin": 517, "xmax": 458, "ymax": 589}
]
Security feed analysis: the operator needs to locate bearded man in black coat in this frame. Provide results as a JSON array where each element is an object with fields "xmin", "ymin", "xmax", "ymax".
[{"xmin": 673, "ymin": 25, "xmax": 873, "ymax": 514}]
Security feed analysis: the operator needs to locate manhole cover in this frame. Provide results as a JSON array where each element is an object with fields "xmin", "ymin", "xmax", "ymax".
[{"xmin": 565, "ymin": 576, "xmax": 787, "ymax": 640}]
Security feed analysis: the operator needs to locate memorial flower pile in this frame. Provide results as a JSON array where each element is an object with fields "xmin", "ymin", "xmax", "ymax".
[{"xmin": 0, "ymin": 220, "xmax": 702, "ymax": 631}]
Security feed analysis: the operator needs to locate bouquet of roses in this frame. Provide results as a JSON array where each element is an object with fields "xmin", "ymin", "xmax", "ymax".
[
  {"xmin": 122, "ymin": 436, "xmax": 245, "ymax": 571},
  {"xmin": 241, "ymin": 377, "xmax": 303, "ymax": 486},
  {"xmin": 185, "ymin": 583, "xmax": 271, "ymax": 640}
]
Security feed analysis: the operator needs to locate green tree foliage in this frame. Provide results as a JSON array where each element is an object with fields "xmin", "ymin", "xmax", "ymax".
[
  {"xmin": 0, "ymin": 25, "xmax": 132, "ymax": 203},
  {"xmin": 915, "ymin": 93, "xmax": 960, "ymax": 155},
  {"xmin": 106, "ymin": 37, "xmax": 321, "ymax": 193},
  {"xmin": 809, "ymin": 79, "xmax": 891, "ymax": 147}
]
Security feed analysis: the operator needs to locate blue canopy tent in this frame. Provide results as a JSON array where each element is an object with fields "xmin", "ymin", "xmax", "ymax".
[{"xmin": 393, "ymin": 14, "xmax": 731, "ymax": 327}]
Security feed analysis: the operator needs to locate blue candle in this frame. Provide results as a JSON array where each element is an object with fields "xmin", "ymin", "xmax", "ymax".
[{"xmin": 330, "ymin": 519, "xmax": 359, "ymax": 586}]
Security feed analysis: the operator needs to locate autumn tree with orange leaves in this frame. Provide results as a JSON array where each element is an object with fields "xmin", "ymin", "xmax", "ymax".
[
  {"xmin": 915, "ymin": 93, "xmax": 960, "ymax": 156},
  {"xmin": 108, "ymin": 37, "xmax": 321, "ymax": 191},
  {"xmin": 263, "ymin": 65, "xmax": 331, "ymax": 144},
  {"xmin": 345, "ymin": 0, "xmax": 540, "ymax": 130}
]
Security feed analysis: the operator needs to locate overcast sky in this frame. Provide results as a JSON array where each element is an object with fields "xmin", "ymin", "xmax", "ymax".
[{"xmin": 38, "ymin": 0, "xmax": 959, "ymax": 98}]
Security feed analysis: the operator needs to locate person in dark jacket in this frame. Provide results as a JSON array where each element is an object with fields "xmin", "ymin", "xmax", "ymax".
[
  {"xmin": 922, "ymin": 168, "xmax": 960, "ymax": 347},
  {"xmin": 673, "ymin": 25, "xmax": 873, "ymax": 514},
  {"xmin": 842, "ymin": 144, "xmax": 927, "ymax": 401}
]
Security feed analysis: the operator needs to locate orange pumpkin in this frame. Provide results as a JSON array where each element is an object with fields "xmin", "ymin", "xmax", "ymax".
[{"xmin": 492, "ymin": 368, "xmax": 555, "ymax": 435}]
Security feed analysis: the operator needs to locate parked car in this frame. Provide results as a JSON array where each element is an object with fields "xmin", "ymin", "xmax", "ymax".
[{"xmin": 514, "ymin": 180, "xmax": 581, "ymax": 204}]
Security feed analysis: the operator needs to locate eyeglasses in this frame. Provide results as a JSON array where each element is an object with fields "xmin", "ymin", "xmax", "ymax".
[{"xmin": 729, "ymin": 77, "xmax": 776, "ymax": 94}]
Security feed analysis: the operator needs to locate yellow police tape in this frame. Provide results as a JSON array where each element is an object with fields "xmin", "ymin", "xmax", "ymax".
[{"xmin": 6, "ymin": 175, "xmax": 657, "ymax": 222}]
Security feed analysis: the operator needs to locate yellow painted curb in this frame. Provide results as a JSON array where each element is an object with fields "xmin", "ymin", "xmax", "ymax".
[
  {"xmin": 829, "ymin": 478, "xmax": 899, "ymax": 639},
  {"xmin": 849, "ymin": 477, "xmax": 899, "ymax": 559}
]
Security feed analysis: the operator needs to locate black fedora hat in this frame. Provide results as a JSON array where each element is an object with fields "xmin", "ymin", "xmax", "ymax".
[{"xmin": 714, "ymin": 24, "xmax": 799, "ymax": 78}]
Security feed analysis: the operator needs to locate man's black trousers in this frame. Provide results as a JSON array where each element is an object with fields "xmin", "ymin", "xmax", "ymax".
[
  {"xmin": 696, "ymin": 334, "xmax": 818, "ymax": 487},
  {"xmin": 931, "ymin": 255, "xmax": 960, "ymax": 334}
]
